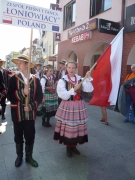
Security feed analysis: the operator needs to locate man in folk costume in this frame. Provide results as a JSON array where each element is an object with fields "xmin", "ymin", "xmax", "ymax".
[
  {"xmin": 54, "ymin": 60, "xmax": 94, "ymax": 157},
  {"xmin": 55, "ymin": 59, "xmax": 67, "ymax": 82},
  {"xmin": 55, "ymin": 59, "xmax": 67, "ymax": 104},
  {"xmin": 0, "ymin": 59, "xmax": 9, "ymax": 120},
  {"xmin": 7, "ymin": 55, "xmax": 43, "ymax": 167}
]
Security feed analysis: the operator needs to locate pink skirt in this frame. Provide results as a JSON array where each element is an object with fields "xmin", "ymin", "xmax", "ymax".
[
  {"xmin": 54, "ymin": 100, "xmax": 88, "ymax": 146},
  {"xmin": 55, "ymin": 100, "xmax": 88, "ymax": 124}
]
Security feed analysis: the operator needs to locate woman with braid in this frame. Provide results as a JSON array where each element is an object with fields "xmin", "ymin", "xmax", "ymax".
[
  {"xmin": 54, "ymin": 60, "xmax": 93, "ymax": 157},
  {"xmin": 40, "ymin": 65, "xmax": 58, "ymax": 127}
]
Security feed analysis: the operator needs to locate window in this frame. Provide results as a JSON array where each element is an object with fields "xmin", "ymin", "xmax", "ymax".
[
  {"xmin": 90, "ymin": 0, "xmax": 112, "ymax": 17},
  {"xmin": 64, "ymin": 1, "xmax": 76, "ymax": 30}
]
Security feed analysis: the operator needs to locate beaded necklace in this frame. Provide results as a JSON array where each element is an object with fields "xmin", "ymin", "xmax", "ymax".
[{"xmin": 67, "ymin": 74, "xmax": 77, "ymax": 86}]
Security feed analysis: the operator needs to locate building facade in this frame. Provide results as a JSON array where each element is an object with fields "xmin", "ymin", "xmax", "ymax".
[
  {"xmin": 5, "ymin": 51, "xmax": 20, "ymax": 69},
  {"xmin": 58, "ymin": 0, "xmax": 135, "ymax": 82}
]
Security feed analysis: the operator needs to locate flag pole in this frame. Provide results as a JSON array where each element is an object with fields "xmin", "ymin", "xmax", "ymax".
[
  {"xmin": 80, "ymin": 62, "xmax": 97, "ymax": 84},
  {"xmin": 25, "ymin": 28, "xmax": 33, "ymax": 118}
]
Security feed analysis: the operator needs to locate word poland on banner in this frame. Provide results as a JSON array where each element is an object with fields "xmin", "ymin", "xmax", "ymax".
[
  {"xmin": 89, "ymin": 27, "xmax": 124, "ymax": 107},
  {"xmin": 0, "ymin": 0, "xmax": 63, "ymax": 33}
]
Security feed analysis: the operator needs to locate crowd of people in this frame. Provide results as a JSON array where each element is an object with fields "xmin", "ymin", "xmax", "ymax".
[{"xmin": 0, "ymin": 55, "xmax": 135, "ymax": 168}]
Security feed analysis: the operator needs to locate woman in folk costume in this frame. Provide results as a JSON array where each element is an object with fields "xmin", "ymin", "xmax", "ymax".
[
  {"xmin": 123, "ymin": 64, "xmax": 135, "ymax": 123},
  {"xmin": 0, "ymin": 59, "xmax": 9, "ymax": 120},
  {"xmin": 40, "ymin": 65, "xmax": 58, "ymax": 127},
  {"xmin": 53, "ymin": 60, "xmax": 94, "ymax": 157}
]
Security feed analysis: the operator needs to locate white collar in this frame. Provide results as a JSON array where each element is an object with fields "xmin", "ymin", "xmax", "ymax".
[
  {"xmin": 20, "ymin": 72, "xmax": 32, "ymax": 84},
  {"xmin": 44, "ymin": 74, "xmax": 53, "ymax": 79},
  {"xmin": 63, "ymin": 74, "xmax": 81, "ymax": 81}
]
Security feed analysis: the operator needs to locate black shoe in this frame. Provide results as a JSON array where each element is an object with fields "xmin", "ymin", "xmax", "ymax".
[
  {"xmin": 26, "ymin": 157, "xmax": 38, "ymax": 167},
  {"xmin": 71, "ymin": 147, "xmax": 80, "ymax": 155},
  {"xmin": 47, "ymin": 118, "xmax": 52, "ymax": 127},
  {"xmin": 66, "ymin": 147, "xmax": 72, "ymax": 157},
  {"xmin": 2, "ymin": 115, "xmax": 5, "ymax": 120},
  {"xmin": 42, "ymin": 122, "xmax": 48, "ymax": 127},
  {"xmin": 15, "ymin": 144, "xmax": 23, "ymax": 167},
  {"xmin": 47, "ymin": 122, "xmax": 52, "ymax": 127},
  {"xmin": 15, "ymin": 155, "xmax": 23, "ymax": 167},
  {"xmin": 42, "ymin": 118, "xmax": 47, "ymax": 127},
  {"xmin": 25, "ymin": 144, "xmax": 38, "ymax": 167}
]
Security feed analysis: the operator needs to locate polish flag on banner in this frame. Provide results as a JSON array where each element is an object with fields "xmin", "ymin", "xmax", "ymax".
[
  {"xmin": 2, "ymin": 16, "xmax": 12, "ymax": 24},
  {"xmin": 89, "ymin": 27, "xmax": 124, "ymax": 107}
]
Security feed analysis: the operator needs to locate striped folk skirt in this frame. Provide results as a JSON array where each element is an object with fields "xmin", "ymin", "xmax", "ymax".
[
  {"xmin": 53, "ymin": 100, "xmax": 88, "ymax": 146},
  {"xmin": 41, "ymin": 91, "xmax": 58, "ymax": 118}
]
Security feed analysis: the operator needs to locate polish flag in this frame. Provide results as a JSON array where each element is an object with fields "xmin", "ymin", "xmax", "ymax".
[
  {"xmin": 3, "ymin": 17, "xmax": 12, "ymax": 24},
  {"xmin": 89, "ymin": 27, "xmax": 124, "ymax": 107}
]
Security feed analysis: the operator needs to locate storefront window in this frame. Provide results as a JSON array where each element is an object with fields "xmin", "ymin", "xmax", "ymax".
[
  {"xmin": 64, "ymin": 1, "xmax": 76, "ymax": 30},
  {"xmin": 90, "ymin": 0, "xmax": 112, "ymax": 17}
]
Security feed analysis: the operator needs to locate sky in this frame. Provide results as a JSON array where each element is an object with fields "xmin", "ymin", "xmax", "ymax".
[{"xmin": 0, "ymin": 0, "xmax": 56, "ymax": 59}]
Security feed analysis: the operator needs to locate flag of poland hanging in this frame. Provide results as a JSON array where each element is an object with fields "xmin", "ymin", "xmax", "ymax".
[{"xmin": 89, "ymin": 27, "xmax": 124, "ymax": 107}]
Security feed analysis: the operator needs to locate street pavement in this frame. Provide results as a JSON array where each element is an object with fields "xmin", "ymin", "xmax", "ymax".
[{"xmin": 0, "ymin": 101, "xmax": 135, "ymax": 180}]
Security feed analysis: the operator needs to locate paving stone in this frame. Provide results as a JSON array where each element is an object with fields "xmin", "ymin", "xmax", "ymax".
[{"xmin": 1, "ymin": 103, "xmax": 135, "ymax": 180}]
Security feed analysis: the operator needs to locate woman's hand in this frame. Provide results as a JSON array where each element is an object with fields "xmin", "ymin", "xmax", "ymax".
[
  {"xmin": 85, "ymin": 71, "xmax": 91, "ymax": 78},
  {"xmin": 74, "ymin": 83, "xmax": 81, "ymax": 92},
  {"xmin": 42, "ymin": 96, "xmax": 45, "ymax": 103},
  {"xmin": 55, "ymin": 81, "xmax": 58, "ymax": 87}
]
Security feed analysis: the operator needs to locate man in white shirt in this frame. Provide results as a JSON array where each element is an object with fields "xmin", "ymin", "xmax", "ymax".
[
  {"xmin": 55, "ymin": 59, "xmax": 67, "ymax": 83},
  {"xmin": 55, "ymin": 59, "xmax": 67, "ymax": 104},
  {"xmin": 35, "ymin": 63, "xmax": 42, "ymax": 79}
]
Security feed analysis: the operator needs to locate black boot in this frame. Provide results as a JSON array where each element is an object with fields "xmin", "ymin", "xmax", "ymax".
[
  {"xmin": 25, "ymin": 144, "xmax": 38, "ymax": 167},
  {"xmin": 42, "ymin": 117, "xmax": 47, "ymax": 127},
  {"xmin": 15, "ymin": 144, "xmax": 23, "ymax": 167},
  {"xmin": 71, "ymin": 146, "xmax": 80, "ymax": 155},
  {"xmin": 66, "ymin": 147, "xmax": 72, "ymax": 157},
  {"xmin": 47, "ymin": 118, "xmax": 51, "ymax": 127},
  {"xmin": 1, "ymin": 106, "xmax": 6, "ymax": 120}
]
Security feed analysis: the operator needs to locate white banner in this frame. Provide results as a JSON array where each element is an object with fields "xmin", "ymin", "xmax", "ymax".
[{"xmin": 0, "ymin": 0, "xmax": 63, "ymax": 32}]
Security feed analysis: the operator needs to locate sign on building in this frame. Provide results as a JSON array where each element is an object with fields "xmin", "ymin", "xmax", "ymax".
[
  {"xmin": 71, "ymin": 31, "xmax": 92, "ymax": 43},
  {"xmin": 49, "ymin": 56, "xmax": 56, "ymax": 61},
  {"xmin": 98, "ymin": 19, "xmax": 120, "ymax": 35},
  {"xmin": 68, "ymin": 18, "xmax": 98, "ymax": 39},
  {"xmin": 125, "ymin": 4, "xmax": 135, "ymax": 33},
  {"xmin": 0, "ymin": 0, "xmax": 63, "ymax": 32},
  {"xmin": 55, "ymin": 33, "xmax": 61, "ymax": 41}
]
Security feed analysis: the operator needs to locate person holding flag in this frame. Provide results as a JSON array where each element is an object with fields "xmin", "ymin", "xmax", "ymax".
[
  {"xmin": 7, "ymin": 54, "xmax": 43, "ymax": 168},
  {"xmin": 53, "ymin": 60, "xmax": 93, "ymax": 158}
]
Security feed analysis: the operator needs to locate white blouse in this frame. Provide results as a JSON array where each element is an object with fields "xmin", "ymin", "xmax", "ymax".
[
  {"xmin": 40, "ymin": 75, "xmax": 54, "ymax": 93},
  {"xmin": 57, "ymin": 74, "xmax": 94, "ymax": 100}
]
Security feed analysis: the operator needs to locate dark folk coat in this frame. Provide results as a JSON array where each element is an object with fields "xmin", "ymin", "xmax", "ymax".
[{"xmin": 7, "ymin": 73, "xmax": 43, "ymax": 122}]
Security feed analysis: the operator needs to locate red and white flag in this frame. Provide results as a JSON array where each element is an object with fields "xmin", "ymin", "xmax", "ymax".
[
  {"xmin": 3, "ymin": 16, "xmax": 12, "ymax": 24},
  {"xmin": 89, "ymin": 27, "xmax": 124, "ymax": 107}
]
